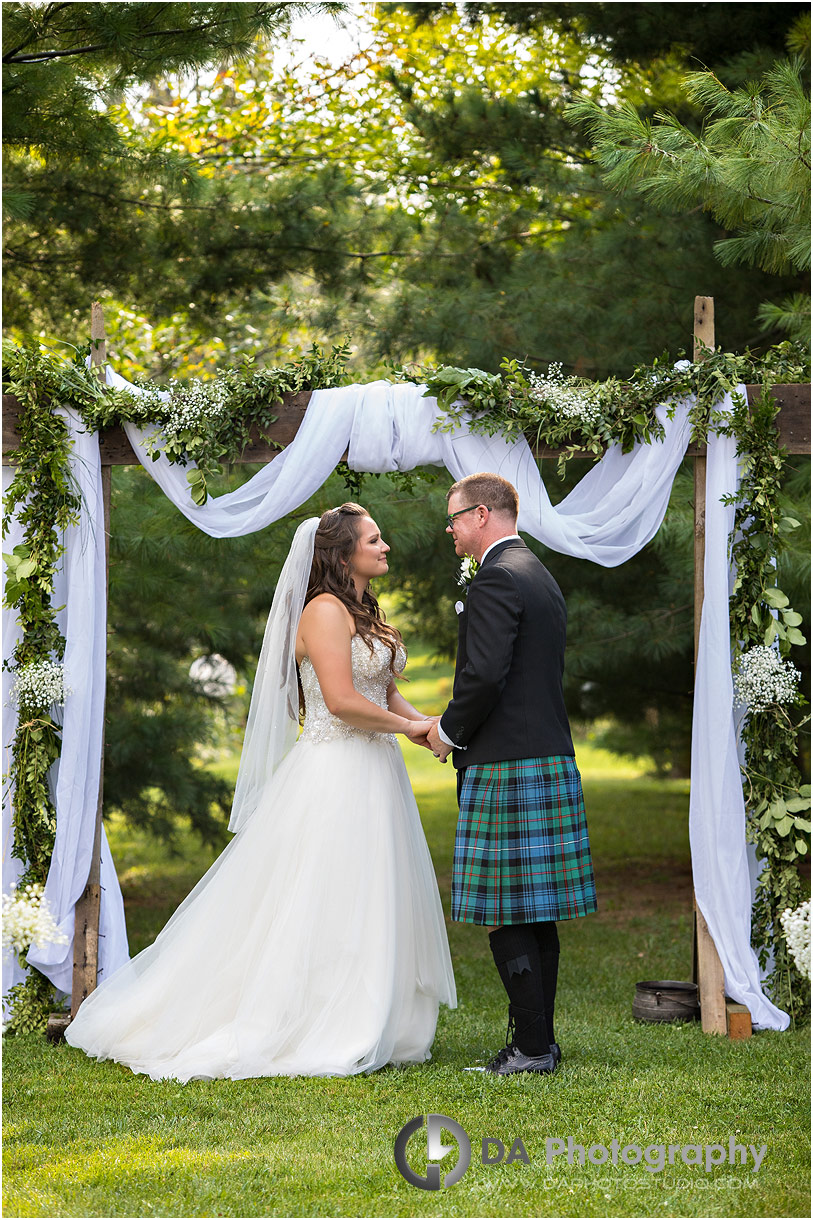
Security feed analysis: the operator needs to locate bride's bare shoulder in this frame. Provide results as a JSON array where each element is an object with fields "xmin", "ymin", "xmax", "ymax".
[
  {"xmin": 301, "ymin": 593, "xmax": 352, "ymax": 619},
  {"xmin": 297, "ymin": 595, "xmax": 355, "ymax": 664},
  {"xmin": 298, "ymin": 594, "xmax": 355, "ymax": 635}
]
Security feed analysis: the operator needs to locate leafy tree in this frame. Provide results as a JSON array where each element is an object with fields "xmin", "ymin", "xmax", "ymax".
[
  {"xmin": 6, "ymin": 2, "xmax": 805, "ymax": 368},
  {"xmin": 88, "ymin": 3, "xmax": 803, "ymax": 382},
  {"xmin": 2, "ymin": 1, "xmax": 355, "ymax": 330}
]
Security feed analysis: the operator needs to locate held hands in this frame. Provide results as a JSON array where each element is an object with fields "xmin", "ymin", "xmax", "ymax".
[
  {"xmin": 404, "ymin": 719, "xmax": 435, "ymax": 749},
  {"xmin": 402, "ymin": 716, "xmax": 452, "ymax": 763},
  {"xmin": 426, "ymin": 720, "xmax": 452, "ymax": 764}
]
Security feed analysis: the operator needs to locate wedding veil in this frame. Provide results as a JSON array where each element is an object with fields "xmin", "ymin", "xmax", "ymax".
[{"xmin": 228, "ymin": 517, "xmax": 319, "ymax": 833}]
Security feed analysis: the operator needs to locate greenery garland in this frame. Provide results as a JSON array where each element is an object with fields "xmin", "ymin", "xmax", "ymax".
[
  {"xmin": 720, "ymin": 388, "xmax": 810, "ymax": 1017},
  {"xmin": 2, "ymin": 344, "xmax": 88, "ymax": 1031},
  {"xmin": 78, "ymin": 341, "xmax": 352, "ymax": 506},
  {"xmin": 2, "ymin": 335, "xmax": 809, "ymax": 1029},
  {"xmin": 396, "ymin": 341, "xmax": 808, "ymax": 472}
]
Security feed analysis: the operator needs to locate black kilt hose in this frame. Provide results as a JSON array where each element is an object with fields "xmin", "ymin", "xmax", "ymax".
[{"xmin": 439, "ymin": 538, "xmax": 597, "ymax": 927}]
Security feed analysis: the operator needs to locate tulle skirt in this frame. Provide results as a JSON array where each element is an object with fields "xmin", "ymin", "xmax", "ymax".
[{"xmin": 65, "ymin": 735, "xmax": 456, "ymax": 1081}]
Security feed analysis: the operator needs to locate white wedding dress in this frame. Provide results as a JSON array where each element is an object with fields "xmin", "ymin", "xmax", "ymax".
[{"xmin": 65, "ymin": 635, "xmax": 456, "ymax": 1081}]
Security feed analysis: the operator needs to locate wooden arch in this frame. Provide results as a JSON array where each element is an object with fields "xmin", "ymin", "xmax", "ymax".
[{"xmin": 2, "ymin": 298, "xmax": 810, "ymax": 1039}]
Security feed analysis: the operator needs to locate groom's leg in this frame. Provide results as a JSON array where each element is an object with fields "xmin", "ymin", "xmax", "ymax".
[
  {"xmin": 532, "ymin": 921, "xmax": 560, "ymax": 1047},
  {"xmin": 488, "ymin": 923, "xmax": 551, "ymax": 1056}
]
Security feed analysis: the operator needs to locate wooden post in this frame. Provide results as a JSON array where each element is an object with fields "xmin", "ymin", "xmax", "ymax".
[
  {"xmin": 70, "ymin": 304, "xmax": 110, "ymax": 1018},
  {"xmin": 691, "ymin": 296, "xmax": 750, "ymax": 1038},
  {"xmin": 692, "ymin": 296, "xmax": 713, "ymax": 661},
  {"xmin": 90, "ymin": 300, "xmax": 106, "ymax": 370}
]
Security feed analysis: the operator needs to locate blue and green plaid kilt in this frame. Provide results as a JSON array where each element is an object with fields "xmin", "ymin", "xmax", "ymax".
[{"xmin": 452, "ymin": 755, "xmax": 597, "ymax": 925}]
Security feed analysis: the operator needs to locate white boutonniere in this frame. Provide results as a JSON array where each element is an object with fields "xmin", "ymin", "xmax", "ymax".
[{"xmin": 457, "ymin": 555, "xmax": 480, "ymax": 587}]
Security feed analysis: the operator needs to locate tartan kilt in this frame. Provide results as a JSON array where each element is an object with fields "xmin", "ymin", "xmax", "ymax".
[{"xmin": 452, "ymin": 755, "xmax": 597, "ymax": 925}]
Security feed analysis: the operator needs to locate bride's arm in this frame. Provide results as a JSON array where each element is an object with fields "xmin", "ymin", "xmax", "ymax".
[
  {"xmin": 387, "ymin": 681, "xmax": 438, "ymax": 725},
  {"xmin": 299, "ymin": 598, "xmax": 430, "ymax": 741}
]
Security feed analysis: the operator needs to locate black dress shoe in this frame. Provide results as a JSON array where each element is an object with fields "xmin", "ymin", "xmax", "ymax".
[
  {"xmin": 550, "ymin": 1041, "xmax": 562, "ymax": 1066},
  {"xmin": 485, "ymin": 1043, "xmax": 557, "ymax": 1075}
]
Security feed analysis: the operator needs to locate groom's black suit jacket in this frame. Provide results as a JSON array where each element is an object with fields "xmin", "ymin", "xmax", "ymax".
[{"xmin": 439, "ymin": 538, "xmax": 575, "ymax": 769}]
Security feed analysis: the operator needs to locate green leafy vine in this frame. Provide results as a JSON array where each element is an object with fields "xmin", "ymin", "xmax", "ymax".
[{"xmin": 718, "ymin": 388, "xmax": 811, "ymax": 1016}]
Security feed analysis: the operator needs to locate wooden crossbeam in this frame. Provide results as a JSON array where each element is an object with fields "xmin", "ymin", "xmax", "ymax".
[{"xmin": 2, "ymin": 385, "xmax": 810, "ymax": 465}]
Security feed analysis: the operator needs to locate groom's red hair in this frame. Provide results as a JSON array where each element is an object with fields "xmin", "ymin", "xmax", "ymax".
[{"xmin": 447, "ymin": 473, "xmax": 519, "ymax": 518}]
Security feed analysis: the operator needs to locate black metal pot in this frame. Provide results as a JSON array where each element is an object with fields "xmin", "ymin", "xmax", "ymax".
[{"xmin": 633, "ymin": 980, "xmax": 700, "ymax": 1023}]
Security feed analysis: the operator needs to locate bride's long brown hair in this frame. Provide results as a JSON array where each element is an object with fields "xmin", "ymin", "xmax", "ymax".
[{"xmin": 304, "ymin": 503, "xmax": 403, "ymax": 670}]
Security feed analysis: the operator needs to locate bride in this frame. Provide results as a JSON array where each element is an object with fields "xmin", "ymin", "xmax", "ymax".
[{"xmin": 66, "ymin": 504, "xmax": 456, "ymax": 1080}]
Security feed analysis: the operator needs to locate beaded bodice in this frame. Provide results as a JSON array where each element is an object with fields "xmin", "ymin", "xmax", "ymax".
[{"xmin": 299, "ymin": 634, "xmax": 405, "ymax": 744}]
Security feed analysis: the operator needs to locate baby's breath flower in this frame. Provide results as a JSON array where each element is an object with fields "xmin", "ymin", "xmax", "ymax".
[
  {"xmin": 525, "ymin": 364, "xmax": 604, "ymax": 428},
  {"xmin": 163, "ymin": 378, "xmax": 229, "ymax": 436},
  {"xmin": 780, "ymin": 900, "xmax": 810, "ymax": 980},
  {"xmin": 123, "ymin": 383, "xmax": 166, "ymax": 423},
  {"xmin": 733, "ymin": 645, "xmax": 801, "ymax": 714},
  {"xmin": 8, "ymin": 661, "xmax": 71, "ymax": 714},
  {"xmin": 2, "ymin": 883, "xmax": 68, "ymax": 956}
]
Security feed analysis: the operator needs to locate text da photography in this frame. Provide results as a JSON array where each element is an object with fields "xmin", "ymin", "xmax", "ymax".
[{"xmin": 394, "ymin": 1115, "xmax": 767, "ymax": 1190}]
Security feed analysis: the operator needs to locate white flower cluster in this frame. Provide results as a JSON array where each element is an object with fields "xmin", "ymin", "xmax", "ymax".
[
  {"xmin": 733, "ymin": 645, "xmax": 801, "ymax": 713},
  {"xmin": 527, "ymin": 364, "xmax": 604, "ymax": 427},
  {"xmin": 124, "ymin": 384, "xmax": 166, "ymax": 424},
  {"xmin": 457, "ymin": 556, "xmax": 480, "ymax": 586},
  {"xmin": 780, "ymin": 900, "xmax": 810, "ymax": 980},
  {"xmin": 163, "ymin": 378, "xmax": 229, "ymax": 436},
  {"xmin": 2, "ymin": 883, "xmax": 68, "ymax": 957},
  {"xmin": 8, "ymin": 660, "xmax": 71, "ymax": 714}
]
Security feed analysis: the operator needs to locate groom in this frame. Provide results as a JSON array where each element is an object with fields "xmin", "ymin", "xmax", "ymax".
[{"xmin": 426, "ymin": 473, "xmax": 597, "ymax": 1075}]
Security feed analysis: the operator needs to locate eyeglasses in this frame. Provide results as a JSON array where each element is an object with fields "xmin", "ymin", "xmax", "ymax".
[{"xmin": 445, "ymin": 504, "xmax": 490, "ymax": 528}]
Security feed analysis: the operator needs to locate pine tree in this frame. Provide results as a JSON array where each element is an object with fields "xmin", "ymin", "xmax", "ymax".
[
  {"xmin": 567, "ymin": 59, "xmax": 811, "ymax": 340},
  {"xmin": 437, "ymin": 2, "xmax": 807, "ymax": 77}
]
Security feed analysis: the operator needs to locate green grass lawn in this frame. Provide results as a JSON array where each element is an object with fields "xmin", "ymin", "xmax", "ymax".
[{"xmin": 3, "ymin": 648, "xmax": 810, "ymax": 1217}]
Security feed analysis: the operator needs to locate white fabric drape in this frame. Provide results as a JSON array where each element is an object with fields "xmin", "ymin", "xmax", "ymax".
[
  {"xmin": 688, "ymin": 393, "xmax": 789, "ymax": 1029},
  {"xmin": 115, "ymin": 374, "xmax": 692, "ymax": 563},
  {"xmin": 3, "ymin": 372, "xmax": 788, "ymax": 1029},
  {"xmin": 2, "ymin": 412, "xmax": 129, "ymax": 1004}
]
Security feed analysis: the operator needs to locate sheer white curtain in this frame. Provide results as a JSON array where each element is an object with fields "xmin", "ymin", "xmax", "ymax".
[
  {"xmin": 3, "ymin": 411, "xmax": 129, "ymax": 1006},
  {"xmin": 3, "ymin": 374, "xmax": 787, "ymax": 1029},
  {"xmin": 112, "ymin": 373, "xmax": 693, "ymax": 561},
  {"xmin": 688, "ymin": 393, "xmax": 787, "ymax": 1026}
]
